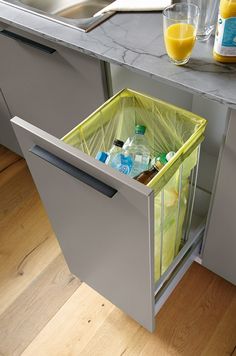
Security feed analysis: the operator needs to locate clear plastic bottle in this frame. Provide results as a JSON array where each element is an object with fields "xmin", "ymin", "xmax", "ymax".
[
  {"xmin": 114, "ymin": 152, "xmax": 133, "ymax": 175},
  {"xmin": 106, "ymin": 139, "xmax": 124, "ymax": 167},
  {"xmin": 126, "ymin": 125, "xmax": 151, "ymax": 178},
  {"xmin": 107, "ymin": 139, "xmax": 133, "ymax": 175}
]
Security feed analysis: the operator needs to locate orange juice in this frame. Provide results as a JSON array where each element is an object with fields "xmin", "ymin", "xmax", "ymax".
[
  {"xmin": 213, "ymin": 0, "xmax": 236, "ymax": 62},
  {"xmin": 164, "ymin": 23, "xmax": 196, "ymax": 62}
]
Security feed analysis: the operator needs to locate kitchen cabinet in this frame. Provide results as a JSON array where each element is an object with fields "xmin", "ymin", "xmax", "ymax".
[
  {"xmin": 0, "ymin": 24, "xmax": 108, "ymax": 154},
  {"xmin": 11, "ymin": 97, "xmax": 205, "ymax": 333},
  {"xmin": 0, "ymin": 87, "xmax": 21, "ymax": 154},
  {"xmin": 8, "ymin": 64, "xmax": 236, "ymax": 334},
  {"xmin": 0, "ymin": 6, "xmax": 235, "ymax": 332},
  {"xmin": 203, "ymin": 110, "xmax": 236, "ymax": 285}
]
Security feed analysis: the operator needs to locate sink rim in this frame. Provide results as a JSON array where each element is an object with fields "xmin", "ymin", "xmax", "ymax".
[{"xmin": 0, "ymin": 0, "xmax": 115, "ymax": 32}]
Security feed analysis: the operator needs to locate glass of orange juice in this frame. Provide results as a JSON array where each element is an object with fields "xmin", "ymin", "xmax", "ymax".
[{"xmin": 163, "ymin": 3, "xmax": 200, "ymax": 65}]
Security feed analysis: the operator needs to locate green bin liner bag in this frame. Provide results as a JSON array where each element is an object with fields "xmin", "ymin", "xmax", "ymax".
[{"xmin": 62, "ymin": 89, "xmax": 207, "ymax": 283}]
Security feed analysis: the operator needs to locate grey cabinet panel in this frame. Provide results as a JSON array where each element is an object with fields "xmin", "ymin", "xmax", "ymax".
[
  {"xmin": 0, "ymin": 88, "xmax": 21, "ymax": 154},
  {"xmin": 0, "ymin": 25, "xmax": 106, "ymax": 150},
  {"xmin": 203, "ymin": 110, "xmax": 236, "ymax": 285},
  {"xmin": 12, "ymin": 115, "xmax": 206, "ymax": 331},
  {"xmin": 11, "ymin": 116, "xmax": 155, "ymax": 332}
]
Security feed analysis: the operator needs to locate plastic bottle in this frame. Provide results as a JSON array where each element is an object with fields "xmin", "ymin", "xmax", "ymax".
[
  {"xmin": 126, "ymin": 125, "xmax": 151, "ymax": 178},
  {"xmin": 213, "ymin": 0, "xmax": 236, "ymax": 63},
  {"xmin": 151, "ymin": 151, "xmax": 176, "ymax": 170},
  {"xmin": 107, "ymin": 139, "xmax": 133, "ymax": 175},
  {"xmin": 106, "ymin": 139, "xmax": 124, "ymax": 167},
  {"xmin": 116, "ymin": 153, "xmax": 133, "ymax": 175},
  {"xmin": 134, "ymin": 163, "xmax": 159, "ymax": 185}
]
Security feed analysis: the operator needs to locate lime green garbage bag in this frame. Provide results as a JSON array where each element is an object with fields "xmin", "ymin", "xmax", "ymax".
[
  {"xmin": 153, "ymin": 149, "xmax": 198, "ymax": 281},
  {"xmin": 62, "ymin": 89, "xmax": 207, "ymax": 283}
]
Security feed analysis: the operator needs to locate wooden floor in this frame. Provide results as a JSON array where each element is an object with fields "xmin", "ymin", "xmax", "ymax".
[{"xmin": 0, "ymin": 145, "xmax": 236, "ymax": 356}]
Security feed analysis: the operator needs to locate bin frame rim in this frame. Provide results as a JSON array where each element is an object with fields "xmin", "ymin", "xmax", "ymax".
[{"xmin": 62, "ymin": 88, "xmax": 207, "ymax": 192}]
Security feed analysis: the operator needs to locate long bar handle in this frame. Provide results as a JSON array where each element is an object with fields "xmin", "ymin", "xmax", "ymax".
[
  {"xmin": 0, "ymin": 29, "xmax": 56, "ymax": 54},
  {"xmin": 29, "ymin": 145, "xmax": 118, "ymax": 198}
]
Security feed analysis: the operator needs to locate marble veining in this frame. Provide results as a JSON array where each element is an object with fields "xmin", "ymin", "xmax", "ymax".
[{"xmin": 0, "ymin": 2, "xmax": 235, "ymax": 108}]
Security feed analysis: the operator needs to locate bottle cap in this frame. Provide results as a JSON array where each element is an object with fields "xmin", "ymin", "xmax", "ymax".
[
  {"xmin": 166, "ymin": 151, "xmax": 175, "ymax": 162},
  {"xmin": 113, "ymin": 139, "xmax": 124, "ymax": 148},
  {"xmin": 155, "ymin": 161, "xmax": 164, "ymax": 170},
  {"xmin": 135, "ymin": 125, "xmax": 146, "ymax": 135},
  {"xmin": 153, "ymin": 163, "xmax": 160, "ymax": 171},
  {"xmin": 157, "ymin": 153, "xmax": 168, "ymax": 165},
  {"xmin": 96, "ymin": 151, "xmax": 108, "ymax": 163}
]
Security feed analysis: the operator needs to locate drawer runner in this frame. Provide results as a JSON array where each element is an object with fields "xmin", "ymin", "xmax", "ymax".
[{"xmin": 155, "ymin": 219, "xmax": 205, "ymax": 315}]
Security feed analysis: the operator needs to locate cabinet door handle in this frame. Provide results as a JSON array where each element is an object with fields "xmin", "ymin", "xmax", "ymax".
[
  {"xmin": 0, "ymin": 29, "xmax": 56, "ymax": 54},
  {"xmin": 29, "ymin": 145, "xmax": 118, "ymax": 198}
]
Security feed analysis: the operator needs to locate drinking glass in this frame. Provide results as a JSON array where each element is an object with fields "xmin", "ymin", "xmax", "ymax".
[
  {"xmin": 187, "ymin": 0, "xmax": 220, "ymax": 41},
  {"xmin": 163, "ymin": 3, "xmax": 199, "ymax": 65}
]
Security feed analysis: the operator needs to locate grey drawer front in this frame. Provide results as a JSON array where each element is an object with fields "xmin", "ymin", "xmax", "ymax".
[{"xmin": 11, "ymin": 117, "xmax": 155, "ymax": 332}]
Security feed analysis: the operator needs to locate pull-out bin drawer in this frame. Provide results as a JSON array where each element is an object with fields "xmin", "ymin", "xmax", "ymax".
[{"xmin": 11, "ymin": 89, "xmax": 206, "ymax": 332}]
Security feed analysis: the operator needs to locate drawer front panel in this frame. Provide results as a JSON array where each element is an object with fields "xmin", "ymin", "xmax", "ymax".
[
  {"xmin": 0, "ymin": 25, "xmax": 106, "ymax": 138},
  {"xmin": 0, "ymin": 87, "xmax": 21, "ymax": 154},
  {"xmin": 12, "ymin": 117, "xmax": 155, "ymax": 332}
]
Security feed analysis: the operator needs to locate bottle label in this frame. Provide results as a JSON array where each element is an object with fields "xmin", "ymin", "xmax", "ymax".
[
  {"xmin": 134, "ymin": 154, "xmax": 149, "ymax": 165},
  {"xmin": 214, "ymin": 15, "xmax": 236, "ymax": 56},
  {"xmin": 118, "ymin": 154, "xmax": 133, "ymax": 175}
]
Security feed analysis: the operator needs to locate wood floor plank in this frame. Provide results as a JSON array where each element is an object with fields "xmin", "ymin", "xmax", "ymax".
[
  {"xmin": 21, "ymin": 284, "xmax": 115, "ymax": 356},
  {"xmin": 0, "ymin": 158, "xmax": 61, "ymax": 313},
  {"xmin": 0, "ymin": 254, "xmax": 80, "ymax": 356},
  {"xmin": 77, "ymin": 307, "xmax": 143, "ymax": 356},
  {"xmin": 77, "ymin": 262, "xmax": 236, "ymax": 356},
  {"xmin": 141, "ymin": 263, "xmax": 236, "ymax": 356},
  {"xmin": 202, "ymin": 296, "xmax": 236, "ymax": 356},
  {"xmin": 22, "ymin": 264, "xmax": 236, "ymax": 356},
  {"xmin": 0, "ymin": 145, "xmax": 21, "ymax": 172}
]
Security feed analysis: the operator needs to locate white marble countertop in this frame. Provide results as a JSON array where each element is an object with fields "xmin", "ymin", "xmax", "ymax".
[{"xmin": 0, "ymin": 1, "xmax": 236, "ymax": 108}]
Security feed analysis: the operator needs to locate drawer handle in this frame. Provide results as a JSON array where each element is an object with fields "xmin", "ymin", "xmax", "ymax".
[
  {"xmin": 0, "ymin": 30, "xmax": 56, "ymax": 54},
  {"xmin": 29, "ymin": 145, "xmax": 118, "ymax": 198}
]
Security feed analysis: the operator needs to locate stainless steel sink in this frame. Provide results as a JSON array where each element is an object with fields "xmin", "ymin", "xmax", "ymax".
[{"xmin": 0, "ymin": 0, "xmax": 115, "ymax": 32}]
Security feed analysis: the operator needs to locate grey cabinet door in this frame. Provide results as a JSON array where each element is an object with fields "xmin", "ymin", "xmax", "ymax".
[
  {"xmin": 0, "ymin": 88, "xmax": 21, "ymax": 154},
  {"xmin": 11, "ymin": 116, "xmax": 155, "ymax": 332},
  {"xmin": 0, "ymin": 26, "xmax": 106, "ymax": 147},
  {"xmin": 203, "ymin": 110, "xmax": 236, "ymax": 285}
]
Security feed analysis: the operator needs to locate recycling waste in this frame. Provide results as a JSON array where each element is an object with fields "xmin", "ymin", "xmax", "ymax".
[
  {"xmin": 96, "ymin": 126, "xmax": 176, "ymax": 186},
  {"xmin": 62, "ymin": 89, "xmax": 207, "ymax": 282}
]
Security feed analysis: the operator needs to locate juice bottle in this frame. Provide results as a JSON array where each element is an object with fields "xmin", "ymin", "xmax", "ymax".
[{"xmin": 213, "ymin": 0, "xmax": 236, "ymax": 62}]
